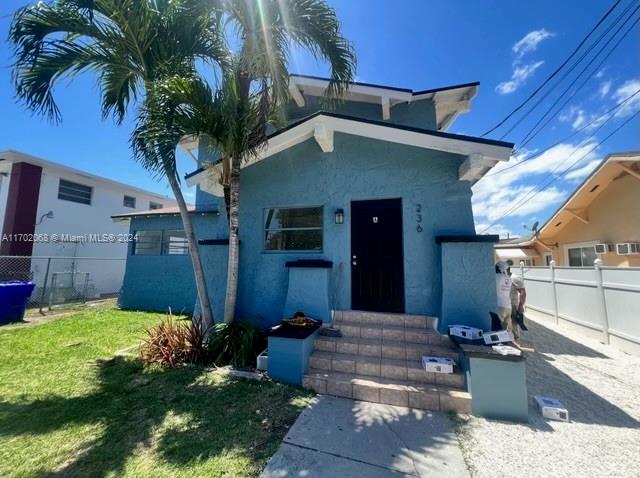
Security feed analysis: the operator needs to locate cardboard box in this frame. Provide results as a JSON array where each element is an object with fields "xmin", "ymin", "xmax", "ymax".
[
  {"xmin": 492, "ymin": 345, "xmax": 522, "ymax": 356},
  {"xmin": 483, "ymin": 330, "xmax": 514, "ymax": 345},
  {"xmin": 422, "ymin": 356, "xmax": 455, "ymax": 374},
  {"xmin": 534, "ymin": 395, "xmax": 569, "ymax": 422},
  {"xmin": 449, "ymin": 325, "xmax": 484, "ymax": 340}
]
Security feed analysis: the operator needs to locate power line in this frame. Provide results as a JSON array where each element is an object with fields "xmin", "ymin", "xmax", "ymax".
[
  {"xmin": 479, "ymin": 109, "xmax": 640, "ymax": 233},
  {"xmin": 484, "ymin": 86, "xmax": 640, "ymax": 178},
  {"xmin": 500, "ymin": 1, "xmax": 639, "ymax": 143},
  {"xmin": 516, "ymin": 11, "xmax": 640, "ymax": 150},
  {"xmin": 481, "ymin": 0, "xmax": 623, "ymax": 137}
]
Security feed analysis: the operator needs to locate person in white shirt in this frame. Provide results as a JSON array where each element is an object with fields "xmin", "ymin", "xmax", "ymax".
[
  {"xmin": 495, "ymin": 261, "xmax": 514, "ymax": 336},
  {"xmin": 509, "ymin": 263, "xmax": 527, "ymax": 342}
]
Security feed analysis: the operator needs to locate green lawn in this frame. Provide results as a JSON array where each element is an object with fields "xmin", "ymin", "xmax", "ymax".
[{"xmin": 0, "ymin": 306, "xmax": 311, "ymax": 478}]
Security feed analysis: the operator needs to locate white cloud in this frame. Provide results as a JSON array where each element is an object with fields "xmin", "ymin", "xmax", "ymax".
[
  {"xmin": 559, "ymin": 105, "xmax": 607, "ymax": 132},
  {"xmin": 565, "ymin": 159, "xmax": 601, "ymax": 180},
  {"xmin": 613, "ymin": 79, "xmax": 640, "ymax": 117},
  {"xmin": 496, "ymin": 61, "xmax": 545, "ymax": 95},
  {"xmin": 496, "ymin": 29, "xmax": 554, "ymax": 95},
  {"xmin": 473, "ymin": 184, "xmax": 567, "ymax": 223},
  {"xmin": 512, "ymin": 29, "xmax": 555, "ymax": 59},
  {"xmin": 472, "ymin": 141, "xmax": 601, "ymax": 225},
  {"xmin": 599, "ymin": 80, "xmax": 612, "ymax": 97},
  {"xmin": 571, "ymin": 109, "xmax": 587, "ymax": 130}
]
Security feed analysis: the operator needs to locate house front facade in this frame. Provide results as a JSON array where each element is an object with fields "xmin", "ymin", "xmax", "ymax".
[
  {"xmin": 0, "ymin": 150, "xmax": 177, "ymax": 297},
  {"xmin": 116, "ymin": 75, "xmax": 513, "ymax": 330},
  {"xmin": 495, "ymin": 152, "xmax": 640, "ymax": 268}
]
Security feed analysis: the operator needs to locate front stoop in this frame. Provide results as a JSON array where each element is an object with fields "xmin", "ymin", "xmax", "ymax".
[{"xmin": 302, "ymin": 310, "xmax": 471, "ymax": 413}]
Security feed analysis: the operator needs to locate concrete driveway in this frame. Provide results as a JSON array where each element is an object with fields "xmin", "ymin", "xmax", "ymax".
[{"xmin": 261, "ymin": 395, "xmax": 469, "ymax": 478}]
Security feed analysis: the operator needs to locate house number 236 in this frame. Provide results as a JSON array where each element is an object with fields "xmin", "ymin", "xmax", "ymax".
[{"xmin": 415, "ymin": 204, "xmax": 423, "ymax": 233}]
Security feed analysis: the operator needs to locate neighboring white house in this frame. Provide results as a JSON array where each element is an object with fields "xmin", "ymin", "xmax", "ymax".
[{"xmin": 0, "ymin": 149, "xmax": 178, "ymax": 299}]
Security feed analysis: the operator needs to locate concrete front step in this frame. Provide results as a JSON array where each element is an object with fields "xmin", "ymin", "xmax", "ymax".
[
  {"xmin": 330, "ymin": 320, "xmax": 448, "ymax": 345},
  {"xmin": 335, "ymin": 310, "xmax": 437, "ymax": 329},
  {"xmin": 315, "ymin": 335, "xmax": 458, "ymax": 361},
  {"xmin": 302, "ymin": 369, "xmax": 471, "ymax": 413},
  {"xmin": 309, "ymin": 350, "xmax": 464, "ymax": 388}
]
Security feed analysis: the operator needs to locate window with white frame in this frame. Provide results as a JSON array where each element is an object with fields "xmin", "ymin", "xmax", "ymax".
[
  {"xmin": 58, "ymin": 179, "xmax": 92, "ymax": 205},
  {"xmin": 123, "ymin": 195, "xmax": 136, "ymax": 208},
  {"xmin": 544, "ymin": 253, "xmax": 553, "ymax": 266},
  {"xmin": 566, "ymin": 243, "xmax": 597, "ymax": 267},
  {"xmin": 264, "ymin": 206, "xmax": 323, "ymax": 251},
  {"xmin": 133, "ymin": 230, "xmax": 188, "ymax": 255},
  {"xmin": 163, "ymin": 230, "xmax": 189, "ymax": 255}
]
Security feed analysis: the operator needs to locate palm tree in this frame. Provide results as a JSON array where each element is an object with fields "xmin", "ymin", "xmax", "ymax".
[
  {"xmin": 217, "ymin": 0, "xmax": 356, "ymax": 323},
  {"xmin": 10, "ymin": 0, "xmax": 227, "ymax": 327}
]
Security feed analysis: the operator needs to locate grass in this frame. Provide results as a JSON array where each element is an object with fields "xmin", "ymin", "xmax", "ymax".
[{"xmin": 0, "ymin": 306, "xmax": 312, "ymax": 478}]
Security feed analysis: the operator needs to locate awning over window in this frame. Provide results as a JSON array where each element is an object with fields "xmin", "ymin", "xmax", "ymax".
[{"xmin": 495, "ymin": 248, "xmax": 539, "ymax": 260}]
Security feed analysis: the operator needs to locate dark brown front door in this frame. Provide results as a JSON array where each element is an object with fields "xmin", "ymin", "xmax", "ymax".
[{"xmin": 351, "ymin": 198, "xmax": 404, "ymax": 313}]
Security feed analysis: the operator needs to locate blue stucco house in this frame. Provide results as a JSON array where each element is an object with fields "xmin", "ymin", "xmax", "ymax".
[
  {"xmin": 113, "ymin": 74, "xmax": 513, "ymax": 331},
  {"xmin": 113, "ymin": 75, "xmax": 526, "ymax": 416}
]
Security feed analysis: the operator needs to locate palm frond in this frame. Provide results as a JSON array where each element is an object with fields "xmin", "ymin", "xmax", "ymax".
[{"xmin": 282, "ymin": 0, "xmax": 356, "ymax": 98}]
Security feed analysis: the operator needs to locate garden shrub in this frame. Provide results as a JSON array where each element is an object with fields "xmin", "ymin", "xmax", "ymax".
[
  {"xmin": 140, "ymin": 315, "xmax": 207, "ymax": 367},
  {"xmin": 208, "ymin": 321, "xmax": 266, "ymax": 368}
]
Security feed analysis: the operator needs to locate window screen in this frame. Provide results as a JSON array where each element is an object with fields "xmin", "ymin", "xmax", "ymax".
[
  {"xmin": 58, "ymin": 179, "xmax": 92, "ymax": 205},
  {"xmin": 264, "ymin": 206, "xmax": 323, "ymax": 251},
  {"xmin": 133, "ymin": 230, "xmax": 162, "ymax": 255},
  {"xmin": 163, "ymin": 230, "xmax": 189, "ymax": 255}
]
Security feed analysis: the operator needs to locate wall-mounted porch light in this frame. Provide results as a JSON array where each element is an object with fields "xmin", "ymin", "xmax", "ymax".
[{"xmin": 335, "ymin": 208, "xmax": 344, "ymax": 225}]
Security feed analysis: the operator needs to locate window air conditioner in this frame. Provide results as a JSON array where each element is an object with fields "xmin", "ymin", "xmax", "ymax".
[
  {"xmin": 594, "ymin": 243, "xmax": 613, "ymax": 254},
  {"xmin": 616, "ymin": 243, "xmax": 640, "ymax": 255}
]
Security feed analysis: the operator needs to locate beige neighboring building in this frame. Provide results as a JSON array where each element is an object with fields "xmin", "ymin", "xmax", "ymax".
[{"xmin": 495, "ymin": 152, "xmax": 640, "ymax": 267}]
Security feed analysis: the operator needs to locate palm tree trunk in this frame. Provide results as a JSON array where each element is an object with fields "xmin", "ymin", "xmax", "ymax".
[
  {"xmin": 166, "ymin": 172, "xmax": 214, "ymax": 328},
  {"xmin": 223, "ymin": 154, "xmax": 240, "ymax": 323}
]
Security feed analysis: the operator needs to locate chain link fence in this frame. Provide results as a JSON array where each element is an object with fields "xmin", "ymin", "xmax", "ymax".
[{"xmin": 0, "ymin": 255, "xmax": 126, "ymax": 313}]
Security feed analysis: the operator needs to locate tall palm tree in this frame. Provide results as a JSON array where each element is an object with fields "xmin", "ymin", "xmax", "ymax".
[
  {"xmin": 217, "ymin": 0, "xmax": 356, "ymax": 323},
  {"xmin": 10, "ymin": 0, "xmax": 228, "ymax": 327}
]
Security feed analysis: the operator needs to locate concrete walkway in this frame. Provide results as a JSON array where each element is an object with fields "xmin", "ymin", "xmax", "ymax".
[
  {"xmin": 261, "ymin": 395, "xmax": 469, "ymax": 478},
  {"xmin": 456, "ymin": 310, "xmax": 640, "ymax": 478}
]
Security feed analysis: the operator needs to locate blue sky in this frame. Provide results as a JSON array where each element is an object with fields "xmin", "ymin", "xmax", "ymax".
[{"xmin": 1, "ymin": 0, "xmax": 638, "ymax": 236}]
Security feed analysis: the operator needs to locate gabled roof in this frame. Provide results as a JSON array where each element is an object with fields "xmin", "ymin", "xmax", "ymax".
[
  {"xmin": 538, "ymin": 152, "xmax": 640, "ymax": 239},
  {"xmin": 288, "ymin": 74, "xmax": 479, "ymax": 130},
  {"xmin": 185, "ymin": 112, "xmax": 513, "ymax": 196}
]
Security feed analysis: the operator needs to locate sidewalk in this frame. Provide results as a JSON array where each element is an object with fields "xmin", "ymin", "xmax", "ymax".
[{"xmin": 261, "ymin": 394, "xmax": 469, "ymax": 478}]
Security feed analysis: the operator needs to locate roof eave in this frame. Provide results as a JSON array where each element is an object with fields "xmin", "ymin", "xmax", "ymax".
[{"xmin": 186, "ymin": 112, "xmax": 513, "ymax": 195}]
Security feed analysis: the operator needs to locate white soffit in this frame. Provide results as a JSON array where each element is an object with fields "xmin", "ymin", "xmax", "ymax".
[
  {"xmin": 186, "ymin": 114, "xmax": 513, "ymax": 195},
  {"xmin": 288, "ymin": 76, "xmax": 478, "ymax": 130}
]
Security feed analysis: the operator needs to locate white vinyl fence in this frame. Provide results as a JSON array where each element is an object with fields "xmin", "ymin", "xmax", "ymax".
[{"xmin": 521, "ymin": 261, "xmax": 640, "ymax": 356}]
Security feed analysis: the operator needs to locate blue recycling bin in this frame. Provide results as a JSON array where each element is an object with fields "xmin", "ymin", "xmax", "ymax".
[{"xmin": 0, "ymin": 282, "xmax": 36, "ymax": 324}]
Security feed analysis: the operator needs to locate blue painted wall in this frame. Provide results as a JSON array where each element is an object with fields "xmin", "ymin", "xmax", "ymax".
[
  {"xmin": 283, "ymin": 267, "xmax": 332, "ymax": 322},
  {"xmin": 231, "ymin": 133, "xmax": 475, "ymax": 326},
  {"xmin": 118, "ymin": 88, "xmax": 487, "ymax": 327},
  {"xmin": 439, "ymin": 241, "xmax": 498, "ymax": 333},
  {"xmin": 286, "ymin": 95, "xmax": 437, "ymax": 130},
  {"xmin": 120, "ymin": 132, "xmax": 477, "ymax": 327},
  {"xmin": 118, "ymin": 212, "xmax": 229, "ymax": 322}
]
